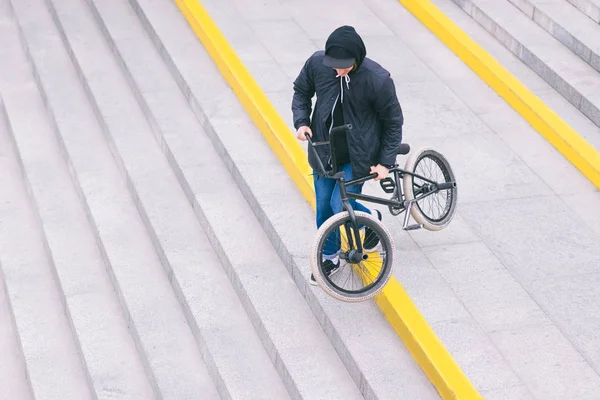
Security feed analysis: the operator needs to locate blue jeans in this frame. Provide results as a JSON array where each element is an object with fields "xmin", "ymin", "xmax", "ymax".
[{"xmin": 314, "ymin": 163, "xmax": 371, "ymax": 256}]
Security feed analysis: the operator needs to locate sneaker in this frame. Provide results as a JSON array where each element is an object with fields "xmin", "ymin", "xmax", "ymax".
[
  {"xmin": 364, "ymin": 209, "xmax": 383, "ymax": 252},
  {"xmin": 310, "ymin": 259, "xmax": 341, "ymax": 286}
]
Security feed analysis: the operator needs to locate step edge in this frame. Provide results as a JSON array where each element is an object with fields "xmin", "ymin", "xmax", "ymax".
[
  {"xmin": 508, "ymin": 0, "xmax": 600, "ymax": 74},
  {"xmin": 82, "ymin": 3, "xmax": 274, "ymax": 398},
  {"xmin": 0, "ymin": 96, "xmax": 37, "ymax": 400},
  {"xmin": 0, "ymin": 44, "xmax": 103, "ymax": 398},
  {"xmin": 54, "ymin": 0, "xmax": 290, "ymax": 398},
  {"xmin": 451, "ymin": 0, "xmax": 600, "ymax": 130},
  {"xmin": 565, "ymin": 0, "xmax": 600, "ymax": 24},
  {"xmin": 12, "ymin": 1, "xmax": 165, "ymax": 397},
  {"xmin": 92, "ymin": 0, "xmax": 341, "ymax": 397}
]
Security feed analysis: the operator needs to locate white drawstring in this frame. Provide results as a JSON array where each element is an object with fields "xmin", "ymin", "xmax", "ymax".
[{"xmin": 336, "ymin": 74, "xmax": 350, "ymax": 103}]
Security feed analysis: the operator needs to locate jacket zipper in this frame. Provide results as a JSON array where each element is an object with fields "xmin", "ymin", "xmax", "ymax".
[
  {"xmin": 327, "ymin": 94, "xmax": 340, "ymax": 170},
  {"xmin": 329, "ymin": 94, "xmax": 339, "ymax": 134}
]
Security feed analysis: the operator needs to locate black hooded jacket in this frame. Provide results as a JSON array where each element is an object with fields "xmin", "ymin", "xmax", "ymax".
[{"xmin": 292, "ymin": 26, "xmax": 404, "ymax": 178}]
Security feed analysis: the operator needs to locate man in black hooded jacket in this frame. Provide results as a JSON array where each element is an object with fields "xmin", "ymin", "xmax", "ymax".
[{"xmin": 292, "ymin": 25, "xmax": 404, "ymax": 285}]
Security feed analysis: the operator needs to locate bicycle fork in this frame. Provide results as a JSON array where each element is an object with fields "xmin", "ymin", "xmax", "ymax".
[{"xmin": 339, "ymin": 183, "xmax": 368, "ymax": 262}]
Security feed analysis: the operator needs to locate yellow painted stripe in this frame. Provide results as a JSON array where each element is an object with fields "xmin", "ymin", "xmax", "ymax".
[
  {"xmin": 397, "ymin": 0, "xmax": 600, "ymax": 189},
  {"xmin": 172, "ymin": 0, "xmax": 315, "ymax": 209},
  {"xmin": 174, "ymin": 0, "xmax": 481, "ymax": 398}
]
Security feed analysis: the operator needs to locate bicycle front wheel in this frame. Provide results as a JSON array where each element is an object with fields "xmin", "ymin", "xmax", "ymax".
[{"xmin": 311, "ymin": 211, "xmax": 395, "ymax": 302}]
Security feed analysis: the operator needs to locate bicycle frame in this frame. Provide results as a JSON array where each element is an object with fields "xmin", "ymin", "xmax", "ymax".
[
  {"xmin": 306, "ymin": 124, "xmax": 454, "ymax": 254},
  {"xmin": 336, "ymin": 164, "xmax": 452, "ymax": 232}
]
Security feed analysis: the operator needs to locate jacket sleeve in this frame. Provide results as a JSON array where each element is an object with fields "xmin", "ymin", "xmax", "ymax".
[
  {"xmin": 373, "ymin": 75, "xmax": 403, "ymax": 167},
  {"xmin": 292, "ymin": 55, "xmax": 316, "ymax": 130}
]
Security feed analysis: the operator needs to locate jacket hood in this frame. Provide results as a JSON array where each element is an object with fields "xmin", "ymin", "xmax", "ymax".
[{"xmin": 324, "ymin": 26, "xmax": 367, "ymax": 71}]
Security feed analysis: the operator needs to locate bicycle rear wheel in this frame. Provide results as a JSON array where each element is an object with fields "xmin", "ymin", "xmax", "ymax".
[
  {"xmin": 402, "ymin": 147, "xmax": 457, "ymax": 231},
  {"xmin": 311, "ymin": 211, "xmax": 395, "ymax": 302}
]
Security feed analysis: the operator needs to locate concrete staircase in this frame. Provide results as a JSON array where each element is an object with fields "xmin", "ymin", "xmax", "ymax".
[
  {"xmin": 447, "ymin": 0, "xmax": 600, "ymax": 144},
  {"xmin": 0, "ymin": 0, "xmax": 436, "ymax": 399}
]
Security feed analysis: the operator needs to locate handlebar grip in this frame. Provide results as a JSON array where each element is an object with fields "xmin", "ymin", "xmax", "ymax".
[{"xmin": 330, "ymin": 124, "xmax": 352, "ymax": 136}]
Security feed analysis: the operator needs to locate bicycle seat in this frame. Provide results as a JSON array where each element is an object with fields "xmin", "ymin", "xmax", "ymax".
[{"xmin": 397, "ymin": 143, "xmax": 410, "ymax": 155}]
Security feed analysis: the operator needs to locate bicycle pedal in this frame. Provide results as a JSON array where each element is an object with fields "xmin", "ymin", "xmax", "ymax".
[
  {"xmin": 404, "ymin": 224, "xmax": 423, "ymax": 231},
  {"xmin": 379, "ymin": 177, "xmax": 395, "ymax": 194}
]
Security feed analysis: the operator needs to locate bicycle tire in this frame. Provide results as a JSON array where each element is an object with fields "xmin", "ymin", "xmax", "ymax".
[
  {"xmin": 402, "ymin": 147, "xmax": 458, "ymax": 231},
  {"xmin": 311, "ymin": 211, "xmax": 395, "ymax": 302}
]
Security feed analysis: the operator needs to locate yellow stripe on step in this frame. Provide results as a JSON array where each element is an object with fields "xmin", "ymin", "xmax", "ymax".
[{"xmin": 397, "ymin": 0, "xmax": 600, "ymax": 189}]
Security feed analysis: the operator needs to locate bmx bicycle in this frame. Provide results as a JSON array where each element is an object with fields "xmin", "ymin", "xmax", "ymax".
[{"xmin": 306, "ymin": 124, "xmax": 458, "ymax": 302}]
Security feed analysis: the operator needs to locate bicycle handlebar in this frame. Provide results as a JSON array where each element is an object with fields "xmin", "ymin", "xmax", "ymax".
[
  {"xmin": 330, "ymin": 123, "xmax": 352, "ymax": 136},
  {"xmin": 305, "ymin": 129, "xmax": 397, "ymax": 184},
  {"xmin": 304, "ymin": 124, "xmax": 353, "ymax": 177},
  {"xmin": 304, "ymin": 134, "xmax": 328, "ymax": 176}
]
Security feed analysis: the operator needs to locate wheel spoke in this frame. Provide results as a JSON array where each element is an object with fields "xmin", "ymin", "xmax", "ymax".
[
  {"xmin": 316, "ymin": 214, "xmax": 392, "ymax": 299},
  {"xmin": 412, "ymin": 154, "xmax": 455, "ymax": 224}
]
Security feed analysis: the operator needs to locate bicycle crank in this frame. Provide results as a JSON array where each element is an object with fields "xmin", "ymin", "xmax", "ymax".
[{"xmin": 388, "ymin": 187, "xmax": 403, "ymax": 216}]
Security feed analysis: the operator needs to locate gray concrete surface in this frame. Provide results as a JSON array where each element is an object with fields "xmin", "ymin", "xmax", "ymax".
[
  {"xmin": 420, "ymin": 4, "xmax": 600, "ymax": 398},
  {"xmin": 431, "ymin": 0, "xmax": 600, "ymax": 193},
  {"xmin": 566, "ymin": 0, "xmax": 600, "ymax": 23},
  {"xmin": 0, "ymin": 278, "xmax": 31, "ymax": 400},
  {"xmin": 129, "ymin": 0, "xmax": 439, "ymax": 398},
  {"xmin": 1, "ymin": 0, "xmax": 429, "ymax": 398},
  {"xmin": 449, "ymin": 0, "xmax": 600, "ymax": 132},
  {"xmin": 0, "ymin": 5, "xmax": 155, "ymax": 398},
  {"xmin": 3, "ymin": 0, "xmax": 600, "ymax": 398},
  {"xmin": 0, "ymin": 99, "xmax": 34, "ymax": 400},
  {"xmin": 9, "ymin": 0, "xmax": 222, "ymax": 398},
  {"xmin": 382, "ymin": 0, "xmax": 600, "ymax": 397},
  {"xmin": 51, "ymin": 0, "xmax": 332, "ymax": 396},
  {"xmin": 187, "ymin": 0, "xmax": 600, "ymax": 397},
  {"xmin": 507, "ymin": 0, "xmax": 600, "ymax": 73},
  {"xmin": 89, "ymin": 0, "xmax": 371, "ymax": 397},
  {"xmin": 0, "ymin": 78, "xmax": 93, "ymax": 400}
]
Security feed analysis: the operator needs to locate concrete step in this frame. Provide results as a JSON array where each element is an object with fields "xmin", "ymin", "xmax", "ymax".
[
  {"xmin": 397, "ymin": 0, "xmax": 600, "ymax": 397},
  {"xmin": 0, "ymin": 5, "xmax": 156, "ymax": 399},
  {"xmin": 508, "ymin": 0, "xmax": 600, "ymax": 73},
  {"xmin": 0, "ymin": 84, "xmax": 93, "ymax": 400},
  {"xmin": 130, "ymin": 0, "xmax": 438, "ymax": 398},
  {"xmin": 86, "ymin": 0, "xmax": 368, "ymax": 398},
  {"xmin": 566, "ymin": 0, "xmax": 600, "ymax": 23},
  {"xmin": 0, "ymin": 270, "xmax": 31, "ymax": 400},
  {"xmin": 449, "ymin": 0, "xmax": 600, "ymax": 130},
  {"xmin": 9, "ymin": 0, "xmax": 221, "ymax": 398},
  {"xmin": 0, "ymin": 98, "xmax": 34, "ymax": 400},
  {"xmin": 48, "ymin": 0, "xmax": 307, "ymax": 397}
]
